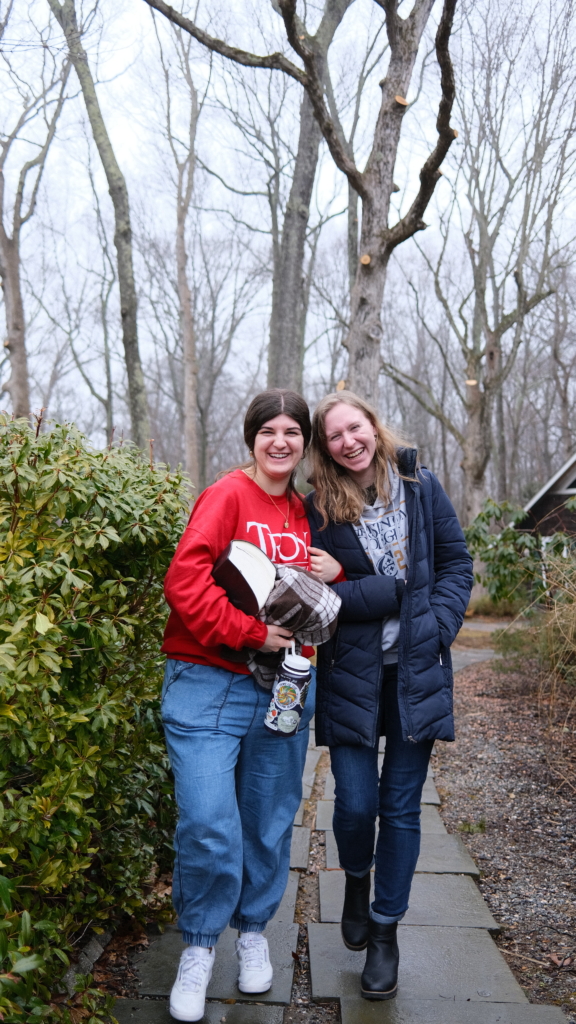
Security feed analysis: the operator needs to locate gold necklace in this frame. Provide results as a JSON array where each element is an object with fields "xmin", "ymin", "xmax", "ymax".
[{"xmin": 268, "ymin": 491, "xmax": 290, "ymax": 529}]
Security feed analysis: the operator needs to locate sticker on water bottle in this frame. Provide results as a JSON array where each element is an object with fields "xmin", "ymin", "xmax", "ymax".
[
  {"xmin": 277, "ymin": 710, "xmax": 300, "ymax": 734},
  {"xmin": 274, "ymin": 683, "xmax": 300, "ymax": 710}
]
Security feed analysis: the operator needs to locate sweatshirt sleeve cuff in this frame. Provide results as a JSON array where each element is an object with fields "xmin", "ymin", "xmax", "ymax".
[
  {"xmin": 245, "ymin": 619, "xmax": 268, "ymax": 649},
  {"xmin": 333, "ymin": 566, "xmax": 347, "ymax": 584}
]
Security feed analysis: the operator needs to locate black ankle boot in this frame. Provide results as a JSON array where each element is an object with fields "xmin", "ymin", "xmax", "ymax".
[
  {"xmin": 341, "ymin": 871, "xmax": 371, "ymax": 951},
  {"xmin": 360, "ymin": 918, "xmax": 399, "ymax": 1000}
]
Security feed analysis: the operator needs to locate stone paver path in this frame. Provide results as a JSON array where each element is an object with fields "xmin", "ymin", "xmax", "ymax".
[
  {"xmin": 113, "ymin": 668, "xmax": 567, "ymax": 1024},
  {"xmin": 452, "ymin": 648, "xmax": 498, "ymax": 672}
]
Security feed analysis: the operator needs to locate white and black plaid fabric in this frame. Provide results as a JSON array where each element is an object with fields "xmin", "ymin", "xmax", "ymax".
[{"xmin": 247, "ymin": 565, "xmax": 341, "ymax": 689}]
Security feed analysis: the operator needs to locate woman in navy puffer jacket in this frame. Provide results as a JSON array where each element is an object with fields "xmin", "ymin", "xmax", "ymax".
[{"xmin": 306, "ymin": 391, "xmax": 473, "ymax": 1003}]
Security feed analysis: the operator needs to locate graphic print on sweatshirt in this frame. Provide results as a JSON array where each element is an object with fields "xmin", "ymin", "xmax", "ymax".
[
  {"xmin": 352, "ymin": 472, "xmax": 409, "ymax": 656},
  {"xmin": 352, "ymin": 470, "xmax": 409, "ymax": 584},
  {"xmin": 247, "ymin": 521, "xmax": 310, "ymax": 567}
]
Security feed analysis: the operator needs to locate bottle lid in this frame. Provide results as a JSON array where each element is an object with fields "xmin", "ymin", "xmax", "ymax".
[{"xmin": 283, "ymin": 640, "xmax": 310, "ymax": 674}]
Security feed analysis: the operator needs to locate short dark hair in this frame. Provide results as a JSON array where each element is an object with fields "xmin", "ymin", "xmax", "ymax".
[{"xmin": 244, "ymin": 389, "xmax": 311, "ymax": 498}]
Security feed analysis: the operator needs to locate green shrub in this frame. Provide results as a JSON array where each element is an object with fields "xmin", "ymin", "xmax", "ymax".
[
  {"xmin": 464, "ymin": 498, "xmax": 570, "ymax": 605},
  {"xmin": 0, "ymin": 419, "xmax": 188, "ymax": 1020},
  {"xmin": 465, "ymin": 498, "xmax": 576, "ymax": 691}
]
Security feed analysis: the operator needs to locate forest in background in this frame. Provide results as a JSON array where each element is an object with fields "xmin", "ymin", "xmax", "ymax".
[{"xmin": 1, "ymin": 0, "xmax": 576, "ymax": 524}]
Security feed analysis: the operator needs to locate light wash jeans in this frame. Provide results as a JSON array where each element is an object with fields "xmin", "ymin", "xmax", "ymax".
[
  {"xmin": 161, "ymin": 659, "xmax": 315, "ymax": 947},
  {"xmin": 330, "ymin": 664, "xmax": 433, "ymax": 923}
]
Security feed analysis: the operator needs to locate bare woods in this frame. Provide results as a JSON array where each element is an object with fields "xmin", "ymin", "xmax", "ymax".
[{"xmin": 1, "ymin": 0, "xmax": 574, "ymax": 515}]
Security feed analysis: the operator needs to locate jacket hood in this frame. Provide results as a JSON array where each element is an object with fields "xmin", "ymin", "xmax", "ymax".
[{"xmin": 396, "ymin": 446, "xmax": 419, "ymax": 477}]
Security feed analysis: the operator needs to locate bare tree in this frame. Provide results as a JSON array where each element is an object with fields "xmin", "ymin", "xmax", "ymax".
[
  {"xmin": 383, "ymin": 0, "xmax": 576, "ymax": 521},
  {"xmin": 142, "ymin": 0, "xmax": 457, "ymax": 406},
  {"xmin": 152, "ymin": 15, "xmax": 206, "ymax": 486},
  {"xmin": 47, "ymin": 0, "xmax": 150, "ymax": 448},
  {"xmin": 138, "ymin": 212, "xmax": 264, "ymax": 485},
  {"xmin": 195, "ymin": 1, "xmax": 354, "ymax": 393},
  {"xmin": 0, "ymin": 3, "xmax": 69, "ymax": 417},
  {"xmin": 27, "ymin": 152, "xmax": 119, "ymax": 440},
  {"xmin": 268, "ymin": 0, "xmax": 354, "ymax": 392},
  {"xmin": 548, "ymin": 280, "xmax": 576, "ymax": 463}
]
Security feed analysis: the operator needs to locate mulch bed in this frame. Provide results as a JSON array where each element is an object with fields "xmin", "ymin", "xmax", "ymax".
[{"xmin": 433, "ymin": 658, "xmax": 576, "ymax": 1023}]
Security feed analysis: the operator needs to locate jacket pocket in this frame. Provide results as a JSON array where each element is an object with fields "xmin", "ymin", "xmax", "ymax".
[{"xmin": 439, "ymin": 643, "xmax": 454, "ymax": 713}]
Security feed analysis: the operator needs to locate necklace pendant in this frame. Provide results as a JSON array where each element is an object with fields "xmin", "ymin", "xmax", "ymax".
[{"xmin": 284, "ymin": 520, "xmax": 289, "ymax": 529}]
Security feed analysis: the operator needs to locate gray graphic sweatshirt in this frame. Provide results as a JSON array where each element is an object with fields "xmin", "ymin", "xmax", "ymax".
[{"xmin": 352, "ymin": 469, "xmax": 409, "ymax": 663}]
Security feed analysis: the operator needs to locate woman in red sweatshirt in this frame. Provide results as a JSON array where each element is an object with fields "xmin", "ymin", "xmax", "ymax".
[{"xmin": 161, "ymin": 389, "xmax": 314, "ymax": 1022}]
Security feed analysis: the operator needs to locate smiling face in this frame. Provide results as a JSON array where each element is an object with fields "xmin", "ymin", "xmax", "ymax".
[
  {"xmin": 323, "ymin": 402, "xmax": 378, "ymax": 486},
  {"xmin": 252, "ymin": 414, "xmax": 305, "ymax": 489}
]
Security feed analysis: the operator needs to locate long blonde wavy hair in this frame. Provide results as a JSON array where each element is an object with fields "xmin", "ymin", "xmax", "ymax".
[{"xmin": 309, "ymin": 390, "xmax": 416, "ymax": 528}]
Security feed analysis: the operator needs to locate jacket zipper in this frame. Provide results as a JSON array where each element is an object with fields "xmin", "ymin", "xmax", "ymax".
[
  {"xmin": 399, "ymin": 484, "xmax": 418, "ymax": 742},
  {"xmin": 329, "ymin": 625, "xmax": 340, "ymax": 670},
  {"xmin": 345, "ymin": 524, "xmax": 383, "ymax": 747}
]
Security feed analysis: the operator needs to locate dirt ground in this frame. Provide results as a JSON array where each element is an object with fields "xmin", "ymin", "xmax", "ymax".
[{"xmin": 434, "ymin": 658, "xmax": 576, "ymax": 1023}]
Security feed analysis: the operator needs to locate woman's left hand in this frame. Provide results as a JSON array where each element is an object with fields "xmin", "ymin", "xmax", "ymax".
[{"xmin": 308, "ymin": 546, "xmax": 343, "ymax": 583}]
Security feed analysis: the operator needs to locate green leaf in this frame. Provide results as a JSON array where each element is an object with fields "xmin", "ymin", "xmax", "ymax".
[
  {"xmin": 0, "ymin": 876, "xmax": 13, "ymax": 911},
  {"xmin": 11, "ymin": 954, "xmax": 44, "ymax": 974},
  {"xmin": 19, "ymin": 911, "xmax": 31, "ymax": 946},
  {"xmin": 0, "ymin": 705, "xmax": 18, "ymax": 722},
  {"xmin": 34, "ymin": 612, "xmax": 52, "ymax": 635}
]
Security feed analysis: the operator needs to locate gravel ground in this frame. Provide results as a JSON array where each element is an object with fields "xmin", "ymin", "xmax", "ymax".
[{"xmin": 433, "ymin": 658, "xmax": 576, "ymax": 1023}]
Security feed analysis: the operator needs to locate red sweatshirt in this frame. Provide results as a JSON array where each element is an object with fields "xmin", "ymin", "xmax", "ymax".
[{"xmin": 162, "ymin": 469, "xmax": 313, "ymax": 672}]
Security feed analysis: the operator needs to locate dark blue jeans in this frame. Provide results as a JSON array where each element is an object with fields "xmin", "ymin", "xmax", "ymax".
[{"xmin": 330, "ymin": 663, "xmax": 433, "ymax": 922}]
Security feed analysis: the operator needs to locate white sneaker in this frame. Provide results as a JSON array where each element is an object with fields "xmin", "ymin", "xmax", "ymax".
[
  {"xmin": 169, "ymin": 944, "xmax": 215, "ymax": 1021},
  {"xmin": 235, "ymin": 932, "xmax": 273, "ymax": 993}
]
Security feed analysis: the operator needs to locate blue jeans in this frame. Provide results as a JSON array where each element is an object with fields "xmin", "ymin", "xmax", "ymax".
[
  {"xmin": 161, "ymin": 659, "xmax": 315, "ymax": 947},
  {"xmin": 330, "ymin": 664, "xmax": 432, "ymax": 922}
]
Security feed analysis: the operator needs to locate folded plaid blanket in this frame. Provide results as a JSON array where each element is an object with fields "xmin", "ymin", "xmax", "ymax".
[{"xmin": 247, "ymin": 565, "xmax": 341, "ymax": 689}]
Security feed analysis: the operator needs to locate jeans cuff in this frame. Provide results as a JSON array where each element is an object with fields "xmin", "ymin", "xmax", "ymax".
[
  {"xmin": 181, "ymin": 931, "xmax": 220, "ymax": 947},
  {"xmin": 340, "ymin": 857, "xmax": 374, "ymax": 878},
  {"xmin": 229, "ymin": 915, "xmax": 267, "ymax": 934},
  {"xmin": 370, "ymin": 906, "xmax": 405, "ymax": 925}
]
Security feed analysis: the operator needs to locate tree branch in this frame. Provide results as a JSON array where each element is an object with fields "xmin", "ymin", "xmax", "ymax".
[
  {"xmin": 387, "ymin": 0, "xmax": 458, "ymax": 248},
  {"xmin": 276, "ymin": 0, "xmax": 367, "ymax": 197},
  {"xmin": 16, "ymin": 61, "xmax": 71, "ymax": 232},
  {"xmin": 381, "ymin": 358, "xmax": 466, "ymax": 447},
  {"xmin": 141, "ymin": 0, "xmax": 307, "ymax": 83}
]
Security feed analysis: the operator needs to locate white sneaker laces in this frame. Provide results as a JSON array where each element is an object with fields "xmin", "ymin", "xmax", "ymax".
[
  {"xmin": 237, "ymin": 935, "xmax": 266, "ymax": 970},
  {"xmin": 178, "ymin": 950, "xmax": 212, "ymax": 992}
]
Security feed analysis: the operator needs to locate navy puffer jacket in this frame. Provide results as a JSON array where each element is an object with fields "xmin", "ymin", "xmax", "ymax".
[{"xmin": 306, "ymin": 449, "xmax": 473, "ymax": 747}]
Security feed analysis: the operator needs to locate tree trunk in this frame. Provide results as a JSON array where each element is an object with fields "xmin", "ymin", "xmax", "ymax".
[
  {"xmin": 347, "ymin": 182, "xmax": 359, "ymax": 301},
  {"xmin": 495, "ymin": 387, "xmax": 507, "ymax": 501},
  {"xmin": 346, "ymin": 248, "xmax": 392, "ymax": 404},
  {"xmin": 461, "ymin": 382, "xmax": 492, "ymax": 523},
  {"xmin": 268, "ymin": 92, "xmax": 322, "ymax": 392},
  {"xmin": 176, "ymin": 209, "xmax": 198, "ymax": 488},
  {"xmin": 0, "ymin": 232, "xmax": 30, "ymax": 417},
  {"xmin": 344, "ymin": 0, "xmax": 437, "ymax": 402},
  {"xmin": 47, "ymin": 0, "xmax": 150, "ymax": 449}
]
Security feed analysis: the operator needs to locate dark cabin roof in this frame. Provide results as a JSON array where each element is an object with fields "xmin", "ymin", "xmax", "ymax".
[{"xmin": 522, "ymin": 452, "xmax": 576, "ymax": 534}]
